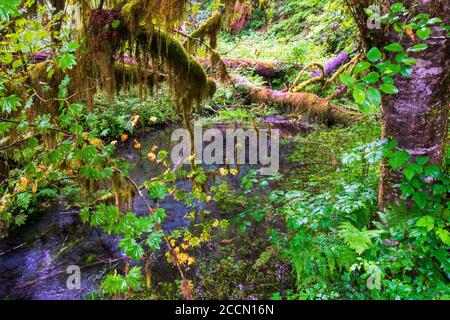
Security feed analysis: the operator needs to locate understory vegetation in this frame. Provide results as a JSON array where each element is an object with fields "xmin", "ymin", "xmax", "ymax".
[{"xmin": 0, "ymin": 0, "xmax": 448, "ymax": 301}]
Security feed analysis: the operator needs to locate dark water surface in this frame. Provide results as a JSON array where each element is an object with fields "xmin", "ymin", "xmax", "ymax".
[{"xmin": 0, "ymin": 119, "xmax": 309, "ymax": 299}]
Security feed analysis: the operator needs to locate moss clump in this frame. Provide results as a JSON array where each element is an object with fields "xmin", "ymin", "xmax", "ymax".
[
  {"xmin": 74, "ymin": 5, "xmax": 215, "ymax": 121},
  {"xmin": 186, "ymin": 11, "xmax": 223, "ymax": 54},
  {"xmin": 121, "ymin": 0, "xmax": 187, "ymax": 32},
  {"xmin": 140, "ymin": 28, "xmax": 215, "ymax": 115}
]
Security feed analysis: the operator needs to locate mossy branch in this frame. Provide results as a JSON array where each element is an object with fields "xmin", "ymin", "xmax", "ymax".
[{"xmin": 290, "ymin": 63, "xmax": 325, "ymax": 92}]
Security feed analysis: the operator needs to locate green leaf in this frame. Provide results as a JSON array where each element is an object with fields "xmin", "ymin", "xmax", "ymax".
[
  {"xmin": 436, "ymin": 228, "xmax": 450, "ymax": 245},
  {"xmin": 380, "ymin": 83, "xmax": 399, "ymax": 94},
  {"xmin": 339, "ymin": 72, "xmax": 355, "ymax": 87},
  {"xmin": 406, "ymin": 162, "xmax": 423, "ymax": 174},
  {"xmin": 111, "ymin": 20, "xmax": 121, "ymax": 29},
  {"xmin": 338, "ymin": 222, "xmax": 383, "ymax": 255},
  {"xmin": 56, "ymin": 53, "xmax": 77, "ymax": 71},
  {"xmin": 63, "ymin": 41, "xmax": 80, "ymax": 52},
  {"xmin": 383, "ymin": 63, "xmax": 401, "ymax": 76},
  {"xmin": 353, "ymin": 88, "xmax": 366, "ymax": 104},
  {"xmin": 391, "ymin": 3, "xmax": 405, "ymax": 14},
  {"xmin": 402, "ymin": 168, "xmax": 415, "ymax": 181},
  {"xmin": 416, "ymin": 215, "xmax": 435, "ymax": 231},
  {"xmin": 1, "ymin": 95, "xmax": 21, "ymax": 113},
  {"xmin": 17, "ymin": 193, "xmax": 32, "ymax": 209},
  {"xmin": 0, "ymin": 0, "xmax": 20, "ymax": 20},
  {"xmin": 125, "ymin": 266, "xmax": 142, "ymax": 291},
  {"xmin": 424, "ymin": 165, "xmax": 440, "ymax": 178},
  {"xmin": 407, "ymin": 44, "xmax": 428, "ymax": 52},
  {"xmin": 396, "ymin": 53, "xmax": 409, "ymax": 64},
  {"xmin": 416, "ymin": 156, "xmax": 429, "ymax": 166},
  {"xmin": 363, "ymin": 72, "xmax": 380, "ymax": 84},
  {"xmin": 400, "ymin": 183, "xmax": 414, "ymax": 197},
  {"xmin": 80, "ymin": 208, "xmax": 91, "ymax": 224},
  {"xmin": 400, "ymin": 66, "xmax": 413, "ymax": 78},
  {"xmin": 148, "ymin": 182, "xmax": 168, "ymax": 201},
  {"xmin": 387, "ymin": 150, "xmax": 410, "ymax": 170},
  {"xmin": 119, "ymin": 237, "xmax": 144, "ymax": 262},
  {"xmin": 412, "ymin": 192, "xmax": 428, "ymax": 209},
  {"xmin": 146, "ymin": 230, "xmax": 164, "ymax": 251},
  {"xmin": 157, "ymin": 150, "xmax": 169, "ymax": 159},
  {"xmin": 150, "ymin": 208, "xmax": 166, "ymax": 225},
  {"xmin": 354, "ymin": 61, "xmax": 371, "ymax": 74},
  {"xmin": 426, "ymin": 18, "xmax": 442, "ymax": 25},
  {"xmin": 433, "ymin": 184, "xmax": 446, "ymax": 195},
  {"xmin": 416, "ymin": 27, "xmax": 431, "ymax": 40},
  {"xmin": 367, "ymin": 47, "xmax": 382, "ymax": 63},
  {"xmin": 366, "ymin": 87, "xmax": 382, "ymax": 107},
  {"xmin": 384, "ymin": 43, "xmax": 403, "ymax": 52},
  {"xmin": 381, "ymin": 76, "xmax": 394, "ymax": 84},
  {"xmin": 101, "ymin": 274, "xmax": 127, "ymax": 294}
]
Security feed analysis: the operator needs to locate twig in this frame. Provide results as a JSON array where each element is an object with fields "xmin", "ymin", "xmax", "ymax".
[{"xmin": 0, "ymin": 118, "xmax": 70, "ymax": 134}]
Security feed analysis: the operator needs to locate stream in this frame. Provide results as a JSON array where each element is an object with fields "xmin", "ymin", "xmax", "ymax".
[{"xmin": 0, "ymin": 118, "xmax": 311, "ymax": 300}]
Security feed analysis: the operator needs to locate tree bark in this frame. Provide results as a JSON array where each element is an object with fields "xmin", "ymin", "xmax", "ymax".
[{"xmin": 354, "ymin": 1, "xmax": 450, "ymax": 208}]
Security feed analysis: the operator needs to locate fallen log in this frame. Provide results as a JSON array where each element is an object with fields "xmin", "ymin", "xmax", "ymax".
[
  {"xmin": 233, "ymin": 76, "xmax": 361, "ymax": 126},
  {"xmin": 198, "ymin": 57, "xmax": 300, "ymax": 80},
  {"xmin": 291, "ymin": 52, "xmax": 351, "ymax": 92},
  {"xmin": 311, "ymin": 51, "xmax": 350, "ymax": 77},
  {"xmin": 200, "ymin": 52, "xmax": 350, "ymax": 85}
]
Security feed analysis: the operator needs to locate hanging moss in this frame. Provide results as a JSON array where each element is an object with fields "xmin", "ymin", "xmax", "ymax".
[
  {"xmin": 113, "ymin": 63, "xmax": 162, "ymax": 94},
  {"xmin": 72, "ymin": 4, "xmax": 216, "ymax": 120},
  {"xmin": 138, "ymin": 28, "xmax": 215, "ymax": 115},
  {"xmin": 85, "ymin": 9, "xmax": 128, "ymax": 97},
  {"xmin": 121, "ymin": 0, "xmax": 187, "ymax": 32},
  {"xmin": 186, "ymin": 11, "xmax": 223, "ymax": 54}
]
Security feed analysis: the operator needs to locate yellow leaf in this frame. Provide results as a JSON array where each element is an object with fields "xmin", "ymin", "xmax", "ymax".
[
  {"xmin": 187, "ymin": 257, "xmax": 196, "ymax": 266},
  {"xmin": 130, "ymin": 114, "xmax": 140, "ymax": 127},
  {"xmin": 19, "ymin": 177, "xmax": 29, "ymax": 191},
  {"xmin": 133, "ymin": 139, "xmax": 141, "ymax": 150},
  {"xmin": 89, "ymin": 137, "xmax": 104, "ymax": 149},
  {"xmin": 147, "ymin": 152, "xmax": 156, "ymax": 161}
]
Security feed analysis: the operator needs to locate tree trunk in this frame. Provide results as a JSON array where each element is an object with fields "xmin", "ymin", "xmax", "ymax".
[{"xmin": 355, "ymin": 1, "xmax": 450, "ymax": 208}]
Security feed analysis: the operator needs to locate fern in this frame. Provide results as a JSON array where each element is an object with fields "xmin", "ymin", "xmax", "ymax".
[
  {"xmin": 288, "ymin": 232, "xmax": 356, "ymax": 289},
  {"xmin": 338, "ymin": 222, "xmax": 383, "ymax": 255}
]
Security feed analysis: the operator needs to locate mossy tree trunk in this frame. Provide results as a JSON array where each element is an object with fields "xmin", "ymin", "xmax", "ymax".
[{"xmin": 354, "ymin": 1, "xmax": 449, "ymax": 209}]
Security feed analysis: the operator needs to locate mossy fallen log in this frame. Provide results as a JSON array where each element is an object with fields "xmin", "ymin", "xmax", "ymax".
[
  {"xmin": 233, "ymin": 76, "xmax": 361, "ymax": 126},
  {"xmin": 198, "ymin": 57, "xmax": 300, "ymax": 80}
]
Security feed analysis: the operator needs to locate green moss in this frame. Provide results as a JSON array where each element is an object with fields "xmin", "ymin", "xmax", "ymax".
[
  {"xmin": 187, "ymin": 11, "xmax": 223, "ymax": 53},
  {"xmin": 144, "ymin": 28, "xmax": 213, "ymax": 114}
]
